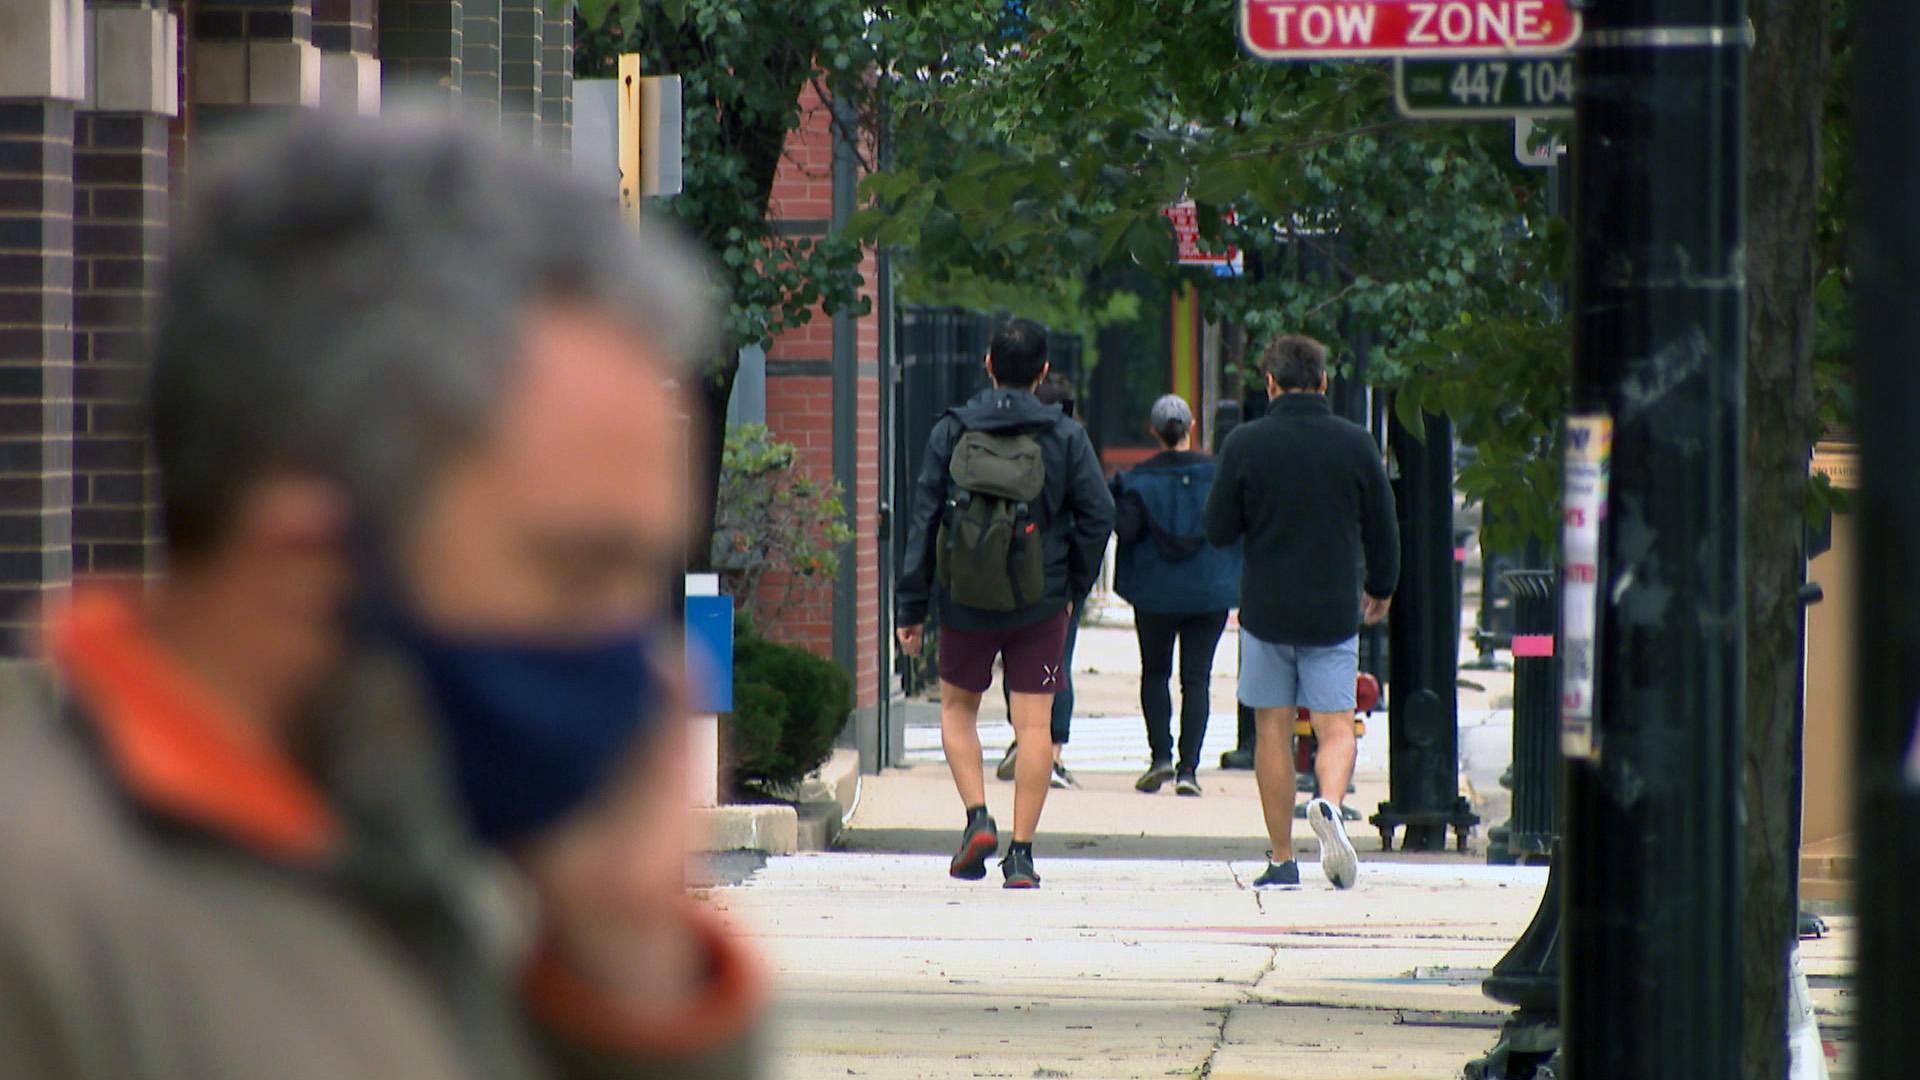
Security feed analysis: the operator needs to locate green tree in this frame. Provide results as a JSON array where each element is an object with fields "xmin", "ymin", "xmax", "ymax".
[
  {"xmin": 854, "ymin": 1, "xmax": 1565, "ymax": 538},
  {"xmin": 574, "ymin": 0, "xmax": 875, "ymax": 566}
]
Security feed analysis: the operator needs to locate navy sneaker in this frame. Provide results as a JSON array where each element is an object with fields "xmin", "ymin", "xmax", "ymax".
[
  {"xmin": 1001, "ymin": 847, "xmax": 1041, "ymax": 889},
  {"xmin": 1252, "ymin": 858, "xmax": 1301, "ymax": 889},
  {"xmin": 949, "ymin": 813, "xmax": 999, "ymax": 880}
]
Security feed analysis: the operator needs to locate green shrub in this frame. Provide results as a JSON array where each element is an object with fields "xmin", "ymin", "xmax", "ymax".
[
  {"xmin": 711, "ymin": 424, "xmax": 855, "ymax": 627},
  {"xmin": 731, "ymin": 622, "xmax": 852, "ymax": 790}
]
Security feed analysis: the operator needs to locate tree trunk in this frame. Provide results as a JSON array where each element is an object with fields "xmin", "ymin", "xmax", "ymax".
[
  {"xmin": 687, "ymin": 347, "xmax": 740, "ymax": 574},
  {"xmin": 1742, "ymin": 3, "xmax": 1829, "ymax": 1077}
]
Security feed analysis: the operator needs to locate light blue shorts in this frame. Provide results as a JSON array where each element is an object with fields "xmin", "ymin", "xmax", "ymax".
[{"xmin": 1239, "ymin": 632, "xmax": 1360, "ymax": 712}]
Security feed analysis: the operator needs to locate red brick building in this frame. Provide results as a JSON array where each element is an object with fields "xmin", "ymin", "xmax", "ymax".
[{"xmin": 753, "ymin": 82, "xmax": 892, "ymax": 769}]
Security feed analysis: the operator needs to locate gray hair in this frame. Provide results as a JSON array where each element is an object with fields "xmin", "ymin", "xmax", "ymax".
[{"xmin": 150, "ymin": 106, "xmax": 718, "ymax": 555}]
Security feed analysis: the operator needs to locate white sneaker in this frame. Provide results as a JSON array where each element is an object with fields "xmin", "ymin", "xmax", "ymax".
[{"xmin": 1308, "ymin": 798, "xmax": 1358, "ymax": 889}]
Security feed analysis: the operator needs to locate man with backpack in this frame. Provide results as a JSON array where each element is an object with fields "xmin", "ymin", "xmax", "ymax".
[{"xmin": 897, "ymin": 320, "xmax": 1114, "ymax": 889}]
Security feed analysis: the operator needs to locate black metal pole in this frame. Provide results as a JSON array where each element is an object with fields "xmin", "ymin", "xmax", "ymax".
[
  {"xmin": 1373, "ymin": 407, "xmax": 1477, "ymax": 853},
  {"xmin": 1850, "ymin": 1, "xmax": 1920, "ymax": 1073},
  {"xmin": 1561, "ymin": 1, "xmax": 1746, "ymax": 1077}
]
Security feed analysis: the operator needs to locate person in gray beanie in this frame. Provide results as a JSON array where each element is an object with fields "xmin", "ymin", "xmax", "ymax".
[{"xmin": 1110, "ymin": 394, "xmax": 1242, "ymax": 797}]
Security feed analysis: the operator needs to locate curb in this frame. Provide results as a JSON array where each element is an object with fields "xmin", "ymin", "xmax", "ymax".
[
  {"xmin": 692, "ymin": 805, "xmax": 797, "ymax": 855},
  {"xmin": 694, "ymin": 748, "xmax": 863, "ymax": 856}
]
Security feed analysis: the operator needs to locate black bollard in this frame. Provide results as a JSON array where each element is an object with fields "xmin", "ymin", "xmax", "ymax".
[
  {"xmin": 1466, "ymin": 571, "xmax": 1564, "ymax": 1079},
  {"xmin": 1372, "ymin": 406, "xmax": 1479, "ymax": 852}
]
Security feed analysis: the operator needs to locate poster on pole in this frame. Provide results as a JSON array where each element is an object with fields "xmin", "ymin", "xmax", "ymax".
[{"xmin": 1560, "ymin": 414, "xmax": 1610, "ymax": 762}]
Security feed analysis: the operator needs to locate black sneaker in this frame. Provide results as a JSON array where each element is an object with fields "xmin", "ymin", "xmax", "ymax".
[
  {"xmin": 1135, "ymin": 760, "xmax": 1176, "ymax": 793},
  {"xmin": 1220, "ymin": 747, "xmax": 1255, "ymax": 771},
  {"xmin": 1001, "ymin": 848, "xmax": 1041, "ymax": 889},
  {"xmin": 1175, "ymin": 771, "xmax": 1202, "ymax": 797},
  {"xmin": 949, "ymin": 814, "xmax": 999, "ymax": 880},
  {"xmin": 1051, "ymin": 761, "xmax": 1080, "ymax": 789},
  {"xmin": 1252, "ymin": 858, "xmax": 1301, "ymax": 889},
  {"xmin": 994, "ymin": 741, "xmax": 1019, "ymax": 782}
]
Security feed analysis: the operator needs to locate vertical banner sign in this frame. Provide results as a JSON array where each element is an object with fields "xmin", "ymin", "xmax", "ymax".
[{"xmin": 1560, "ymin": 414, "xmax": 1610, "ymax": 761}]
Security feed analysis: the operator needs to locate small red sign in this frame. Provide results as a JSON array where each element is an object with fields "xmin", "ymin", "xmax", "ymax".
[
  {"xmin": 1241, "ymin": 0, "xmax": 1581, "ymax": 60},
  {"xmin": 1161, "ymin": 202, "xmax": 1241, "ymax": 268}
]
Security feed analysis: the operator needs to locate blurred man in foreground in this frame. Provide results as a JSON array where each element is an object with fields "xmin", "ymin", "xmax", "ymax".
[{"xmin": 0, "ymin": 113, "xmax": 762, "ymax": 1078}]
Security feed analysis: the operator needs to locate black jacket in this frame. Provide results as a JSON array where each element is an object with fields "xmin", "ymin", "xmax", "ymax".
[
  {"xmin": 1204, "ymin": 393, "xmax": 1399, "ymax": 646},
  {"xmin": 898, "ymin": 387, "xmax": 1115, "ymax": 631}
]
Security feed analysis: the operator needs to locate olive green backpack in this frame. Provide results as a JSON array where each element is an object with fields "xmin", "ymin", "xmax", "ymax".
[{"xmin": 937, "ymin": 427, "xmax": 1048, "ymax": 612}]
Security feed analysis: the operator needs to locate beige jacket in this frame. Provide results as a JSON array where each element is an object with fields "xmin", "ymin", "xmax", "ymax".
[{"xmin": 0, "ymin": 587, "xmax": 764, "ymax": 1080}]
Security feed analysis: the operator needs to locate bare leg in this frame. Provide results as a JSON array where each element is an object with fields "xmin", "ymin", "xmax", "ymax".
[
  {"xmin": 1007, "ymin": 691, "xmax": 1056, "ymax": 842},
  {"xmin": 1310, "ymin": 710, "xmax": 1357, "ymax": 809},
  {"xmin": 940, "ymin": 681, "xmax": 987, "ymax": 811},
  {"xmin": 1253, "ymin": 706, "xmax": 1299, "ymax": 858}
]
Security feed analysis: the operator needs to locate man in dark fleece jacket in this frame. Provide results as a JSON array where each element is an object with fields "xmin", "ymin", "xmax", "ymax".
[
  {"xmin": 1205, "ymin": 334, "xmax": 1399, "ymax": 891},
  {"xmin": 897, "ymin": 320, "xmax": 1114, "ymax": 889}
]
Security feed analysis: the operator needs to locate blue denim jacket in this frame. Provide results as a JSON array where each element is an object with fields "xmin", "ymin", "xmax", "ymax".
[{"xmin": 1110, "ymin": 451, "xmax": 1241, "ymax": 615}]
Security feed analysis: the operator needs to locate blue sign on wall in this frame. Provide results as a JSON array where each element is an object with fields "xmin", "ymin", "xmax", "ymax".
[{"xmin": 684, "ymin": 594, "xmax": 734, "ymax": 714}]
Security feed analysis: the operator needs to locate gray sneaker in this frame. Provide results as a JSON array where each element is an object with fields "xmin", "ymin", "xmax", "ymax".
[
  {"xmin": 1135, "ymin": 760, "xmax": 1176, "ymax": 793},
  {"xmin": 1308, "ymin": 798, "xmax": 1359, "ymax": 889},
  {"xmin": 994, "ymin": 740, "xmax": 1019, "ymax": 781},
  {"xmin": 1050, "ymin": 761, "xmax": 1080, "ymax": 789}
]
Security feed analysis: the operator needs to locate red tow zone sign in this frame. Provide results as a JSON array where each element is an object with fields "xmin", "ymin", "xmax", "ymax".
[{"xmin": 1241, "ymin": 0, "xmax": 1581, "ymax": 59}]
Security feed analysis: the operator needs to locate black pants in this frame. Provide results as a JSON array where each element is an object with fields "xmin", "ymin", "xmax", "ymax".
[{"xmin": 1136, "ymin": 610, "xmax": 1230, "ymax": 772}]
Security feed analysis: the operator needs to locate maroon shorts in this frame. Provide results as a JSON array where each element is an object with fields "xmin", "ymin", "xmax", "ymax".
[{"xmin": 939, "ymin": 611, "xmax": 1072, "ymax": 696}]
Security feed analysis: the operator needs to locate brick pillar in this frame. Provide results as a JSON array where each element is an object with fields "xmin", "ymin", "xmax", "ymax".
[
  {"xmin": 0, "ymin": 0, "xmax": 86, "ymax": 649},
  {"xmin": 458, "ymin": 0, "xmax": 500, "ymax": 115},
  {"xmin": 191, "ymin": 0, "xmax": 319, "ymax": 131},
  {"xmin": 74, "ymin": 1, "xmax": 177, "ymax": 575},
  {"xmin": 498, "ymin": 0, "xmax": 541, "ymax": 144},
  {"xmin": 165, "ymin": 0, "xmax": 189, "ymax": 206},
  {"xmin": 538, "ymin": 0, "xmax": 570, "ymax": 157},
  {"xmin": 314, "ymin": 0, "xmax": 380, "ymax": 114},
  {"xmin": 378, "ymin": 0, "xmax": 461, "ymax": 99}
]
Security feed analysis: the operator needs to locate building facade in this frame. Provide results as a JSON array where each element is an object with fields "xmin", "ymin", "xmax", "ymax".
[{"xmin": 2, "ymin": 0, "xmax": 914, "ymax": 768}]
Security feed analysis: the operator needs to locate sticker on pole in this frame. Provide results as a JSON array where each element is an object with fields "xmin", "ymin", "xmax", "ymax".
[
  {"xmin": 1241, "ymin": 0, "xmax": 1582, "ymax": 61},
  {"xmin": 1560, "ymin": 414, "xmax": 1609, "ymax": 762}
]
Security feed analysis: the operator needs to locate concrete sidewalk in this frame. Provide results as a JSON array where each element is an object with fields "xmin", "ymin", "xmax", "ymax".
[
  {"xmin": 712, "ymin": 854, "xmax": 1550, "ymax": 1079},
  {"xmin": 707, "ymin": 853, "xmax": 1857, "ymax": 1079}
]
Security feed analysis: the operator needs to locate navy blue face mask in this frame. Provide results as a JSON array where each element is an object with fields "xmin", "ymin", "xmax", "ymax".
[{"xmin": 380, "ymin": 608, "xmax": 668, "ymax": 845}]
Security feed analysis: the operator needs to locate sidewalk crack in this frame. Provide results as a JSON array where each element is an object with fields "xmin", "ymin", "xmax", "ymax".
[{"xmin": 1196, "ymin": 948, "xmax": 1278, "ymax": 1078}]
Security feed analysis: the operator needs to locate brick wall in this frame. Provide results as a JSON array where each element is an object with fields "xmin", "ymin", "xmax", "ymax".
[
  {"xmin": 537, "ymin": 1, "xmax": 570, "ymax": 155},
  {"xmin": 0, "ymin": 102, "xmax": 78, "ymax": 647},
  {"xmin": 71, "ymin": 112, "xmax": 167, "ymax": 574},
  {"xmin": 758, "ymin": 81, "xmax": 882, "ymax": 711},
  {"xmin": 379, "ymin": 0, "xmax": 462, "ymax": 94},
  {"xmin": 498, "ymin": 0, "xmax": 541, "ymax": 143},
  {"xmin": 458, "ymin": 0, "xmax": 500, "ymax": 112}
]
